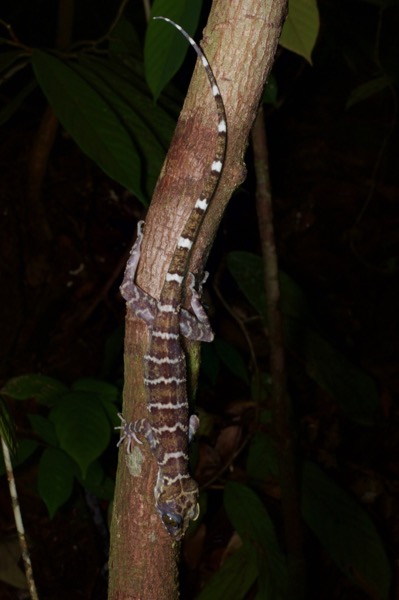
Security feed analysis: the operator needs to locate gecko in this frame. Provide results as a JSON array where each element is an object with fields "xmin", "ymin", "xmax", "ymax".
[{"xmin": 117, "ymin": 16, "xmax": 227, "ymax": 541}]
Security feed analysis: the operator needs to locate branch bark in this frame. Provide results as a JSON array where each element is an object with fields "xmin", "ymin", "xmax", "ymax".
[{"xmin": 109, "ymin": 1, "xmax": 287, "ymax": 598}]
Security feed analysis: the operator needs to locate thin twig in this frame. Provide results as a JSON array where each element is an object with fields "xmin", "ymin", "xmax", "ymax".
[
  {"xmin": 142, "ymin": 0, "xmax": 151, "ymax": 22},
  {"xmin": 1, "ymin": 438, "xmax": 39, "ymax": 600},
  {"xmin": 251, "ymin": 104, "xmax": 305, "ymax": 600},
  {"xmin": 70, "ymin": 0, "xmax": 130, "ymax": 51}
]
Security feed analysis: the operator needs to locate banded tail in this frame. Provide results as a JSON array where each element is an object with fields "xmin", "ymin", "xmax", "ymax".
[{"xmin": 153, "ymin": 16, "xmax": 227, "ymax": 307}]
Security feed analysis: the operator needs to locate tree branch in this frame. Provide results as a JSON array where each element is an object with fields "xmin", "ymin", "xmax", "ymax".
[{"xmin": 109, "ymin": 1, "xmax": 288, "ymax": 598}]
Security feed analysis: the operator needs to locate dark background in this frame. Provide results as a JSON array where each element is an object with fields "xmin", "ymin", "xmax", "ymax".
[{"xmin": 0, "ymin": 0, "xmax": 398, "ymax": 598}]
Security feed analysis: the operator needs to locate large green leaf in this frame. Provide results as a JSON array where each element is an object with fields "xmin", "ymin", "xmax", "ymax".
[
  {"xmin": 224, "ymin": 482, "xmax": 288, "ymax": 597},
  {"xmin": 28, "ymin": 414, "xmax": 58, "ymax": 446},
  {"xmin": 303, "ymin": 462, "xmax": 391, "ymax": 599},
  {"xmin": 145, "ymin": 0, "xmax": 203, "ymax": 99},
  {"xmin": 227, "ymin": 252, "xmax": 378, "ymax": 424},
  {"xmin": 108, "ymin": 17, "xmax": 142, "ymax": 59},
  {"xmin": 71, "ymin": 55, "xmax": 176, "ymax": 200},
  {"xmin": 71, "ymin": 378, "xmax": 119, "ymax": 403},
  {"xmin": 196, "ymin": 541, "xmax": 258, "ymax": 600},
  {"xmin": 286, "ymin": 320, "xmax": 378, "ymax": 424},
  {"xmin": 227, "ymin": 252, "xmax": 267, "ymax": 319},
  {"xmin": 1, "ymin": 374, "xmax": 68, "ymax": 406},
  {"xmin": 38, "ymin": 447, "xmax": 75, "ymax": 518},
  {"xmin": 227, "ymin": 251, "xmax": 312, "ymax": 323},
  {"xmin": 31, "ymin": 51, "xmax": 147, "ymax": 202},
  {"xmin": 80, "ymin": 460, "xmax": 115, "ymax": 501},
  {"xmin": 49, "ymin": 392, "xmax": 111, "ymax": 477},
  {"xmin": 279, "ymin": 0, "xmax": 320, "ymax": 64}
]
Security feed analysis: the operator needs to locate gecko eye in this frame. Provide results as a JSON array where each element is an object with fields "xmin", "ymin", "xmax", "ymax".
[{"xmin": 162, "ymin": 512, "xmax": 182, "ymax": 531}]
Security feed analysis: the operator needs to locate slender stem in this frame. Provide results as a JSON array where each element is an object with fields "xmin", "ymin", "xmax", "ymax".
[
  {"xmin": 1, "ymin": 438, "xmax": 39, "ymax": 600},
  {"xmin": 251, "ymin": 105, "xmax": 306, "ymax": 600},
  {"xmin": 55, "ymin": 0, "xmax": 75, "ymax": 50},
  {"xmin": 143, "ymin": 0, "xmax": 151, "ymax": 22}
]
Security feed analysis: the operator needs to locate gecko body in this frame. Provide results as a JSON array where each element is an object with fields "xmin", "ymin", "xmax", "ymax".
[{"xmin": 117, "ymin": 16, "xmax": 226, "ymax": 540}]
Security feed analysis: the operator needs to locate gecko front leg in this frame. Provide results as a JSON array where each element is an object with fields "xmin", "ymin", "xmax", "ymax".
[
  {"xmin": 180, "ymin": 273, "xmax": 214, "ymax": 342},
  {"xmin": 120, "ymin": 221, "xmax": 157, "ymax": 326}
]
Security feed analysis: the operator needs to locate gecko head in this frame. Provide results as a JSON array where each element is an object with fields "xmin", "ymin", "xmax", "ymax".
[{"xmin": 156, "ymin": 485, "xmax": 200, "ymax": 540}]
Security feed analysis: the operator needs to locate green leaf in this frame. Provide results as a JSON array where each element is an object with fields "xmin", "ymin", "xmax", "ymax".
[
  {"xmin": 263, "ymin": 74, "xmax": 279, "ymax": 106},
  {"xmin": 71, "ymin": 378, "xmax": 119, "ymax": 403},
  {"xmin": 346, "ymin": 75, "xmax": 394, "ymax": 109},
  {"xmin": 79, "ymin": 460, "xmax": 115, "ymax": 500},
  {"xmin": 227, "ymin": 252, "xmax": 311, "ymax": 323},
  {"xmin": 195, "ymin": 541, "xmax": 258, "ymax": 600},
  {"xmin": 81, "ymin": 459, "xmax": 104, "ymax": 487},
  {"xmin": 224, "ymin": 482, "xmax": 288, "ymax": 596},
  {"xmin": 279, "ymin": 0, "xmax": 320, "ymax": 64},
  {"xmin": 246, "ymin": 432, "xmax": 278, "ymax": 482},
  {"xmin": 31, "ymin": 51, "xmax": 147, "ymax": 203},
  {"xmin": 0, "ymin": 536, "xmax": 28, "ymax": 589},
  {"xmin": 0, "ymin": 398, "xmax": 16, "ymax": 455},
  {"xmin": 1, "ymin": 374, "xmax": 68, "ymax": 406},
  {"xmin": 72, "ymin": 55, "xmax": 176, "ymax": 201},
  {"xmin": 0, "ymin": 439, "xmax": 39, "ymax": 476},
  {"xmin": 214, "ymin": 339, "xmax": 249, "ymax": 384},
  {"xmin": 49, "ymin": 392, "xmax": 111, "ymax": 477},
  {"xmin": 303, "ymin": 462, "xmax": 392, "ymax": 600},
  {"xmin": 227, "ymin": 252, "xmax": 378, "ymax": 424},
  {"xmin": 38, "ymin": 447, "xmax": 75, "ymax": 518},
  {"xmin": 28, "ymin": 415, "xmax": 58, "ymax": 446},
  {"xmin": 227, "ymin": 252, "xmax": 267, "ymax": 319},
  {"xmin": 108, "ymin": 17, "xmax": 142, "ymax": 58},
  {"xmin": 145, "ymin": 0, "xmax": 203, "ymax": 99},
  {"xmin": 286, "ymin": 322, "xmax": 378, "ymax": 424}
]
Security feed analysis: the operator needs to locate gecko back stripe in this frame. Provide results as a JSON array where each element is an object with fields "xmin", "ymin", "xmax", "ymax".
[
  {"xmin": 152, "ymin": 330, "xmax": 179, "ymax": 340},
  {"xmin": 148, "ymin": 401, "xmax": 187, "ymax": 410},
  {"xmin": 166, "ymin": 273, "xmax": 184, "ymax": 284},
  {"xmin": 163, "ymin": 472, "xmax": 191, "ymax": 485},
  {"xmin": 144, "ymin": 376, "xmax": 186, "ymax": 386},
  {"xmin": 144, "ymin": 355, "xmax": 183, "ymax": 365},
  {"xmin": 178, "ymin": 237, "xmax": 193, "ymax": 249},
  {"xmin": 151, "ymin": 422, "xmax": 188, "ymax": 434}
]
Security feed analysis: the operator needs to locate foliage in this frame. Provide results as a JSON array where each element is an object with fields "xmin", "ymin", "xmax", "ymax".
[
  {"xmin": 0, "ymin": 375, "xmax": 118, "ymax": 518},
  {"xmin": 0, "ymin": 0, "xmax": 395, "ymax": 597},
  {"xmin": 279, "ymin": 0, "xmax": 320, "ymax": 64},
  {"xmin": 303, "ymin": 461, "xmax": 391, "ymax": 599},
  {"xmin": 227, "ymin": 252, "xmax": 379, "ymax": 425},
  {"xmin": 0, "ymin": 0, "xmax": 319, "ymax": 205},
  {"xmin": 192, "ymin": 252, "xmax": 391, "ymax": 599},
  {"xmin": 144, "ymin": 0, "xmax": 203, "ymax": 99}
]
